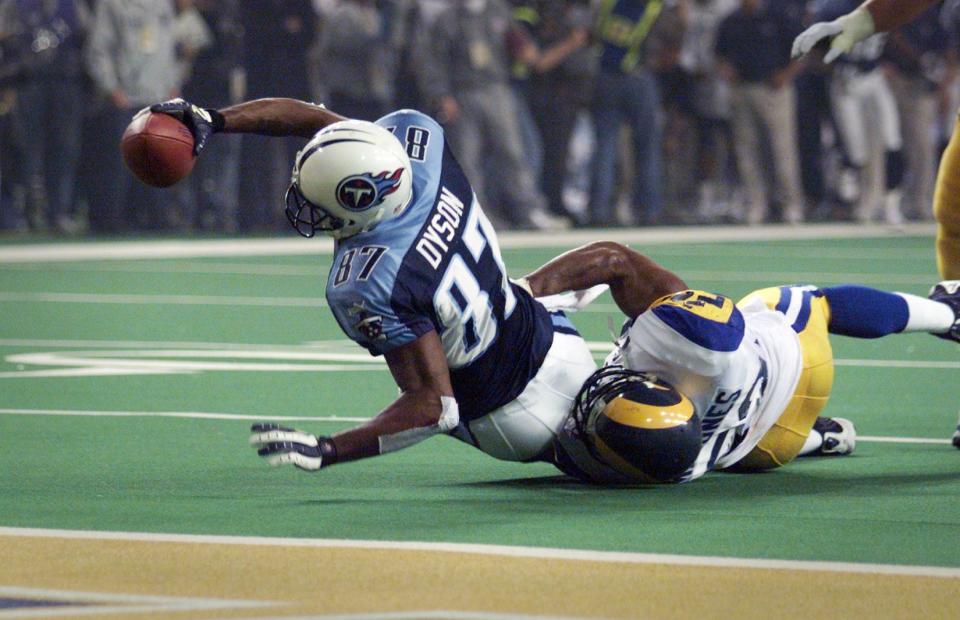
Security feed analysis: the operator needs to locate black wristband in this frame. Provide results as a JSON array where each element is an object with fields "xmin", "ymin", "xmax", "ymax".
[
  {"xmin": 205, "ymin": 108, "xmax": 226, "ymax": 133},
  {"xmin": 317, "ymin": 436, "xmax": 338, "ymax": 468}
]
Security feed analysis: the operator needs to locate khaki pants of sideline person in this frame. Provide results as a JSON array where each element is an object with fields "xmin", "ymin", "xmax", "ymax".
[
  {"xmin": 730, "ymin": 82, "xmax": 805, "ymax": 225},
  {"xmin": 891, "ymin": 72, "xmax": 938, "ymax": 220}
]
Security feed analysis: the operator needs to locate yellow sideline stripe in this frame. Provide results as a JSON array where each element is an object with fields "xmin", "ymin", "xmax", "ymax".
[
  {"xmin": 2, "ymin": 530, "xmax": 958, "ymax": 620},
  {"xmin": 3, "ymin": 527, "xmax": 959, "ymax": 578}
]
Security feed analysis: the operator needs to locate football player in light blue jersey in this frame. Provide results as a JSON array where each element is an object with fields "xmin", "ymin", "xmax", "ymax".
[
  {"xmin": 517, "ymin": 242, "xmax": 960, "ymax": 483},
  {"xmin": 149, "ymin": 97, "xmax": 597, "ymax": 471}
]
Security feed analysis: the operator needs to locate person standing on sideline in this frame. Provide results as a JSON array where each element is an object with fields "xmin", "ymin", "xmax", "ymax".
[
  {"xmin": 9, "ymin": 0, "xmax": 86, "ymax": 233},
  {"xmin": 417, "ymin": 0, "xmax": 568, "ymax": 231},
  {"xmin": 715, "ymin": 0, "xmax": 805, "ymax": 225},
  {"xmin": 84, "ymin": 0, "xmax": 179, "ymax": 233},
  {"xmin": 588, "ymin": 0, "xmax": 686, "ymax": 228}
]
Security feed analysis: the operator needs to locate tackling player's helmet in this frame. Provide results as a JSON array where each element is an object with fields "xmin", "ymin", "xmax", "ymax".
[
  {"xmin": 573, "ymin": 366, "xmax": 701, "ymax": 483},
  {"xmin": 285, "ymin": 120, "xmax": 413, "ymax": 239}
]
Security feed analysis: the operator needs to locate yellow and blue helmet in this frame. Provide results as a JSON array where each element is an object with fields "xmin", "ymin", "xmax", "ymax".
[{"xmin": 573, "ymin": 366, "xmax": 701, "ymax": 483}]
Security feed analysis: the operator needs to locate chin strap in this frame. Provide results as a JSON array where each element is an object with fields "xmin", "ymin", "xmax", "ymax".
[{"xmin": 378, "ymin": 395, "xmax": 460, "ymax": 454}]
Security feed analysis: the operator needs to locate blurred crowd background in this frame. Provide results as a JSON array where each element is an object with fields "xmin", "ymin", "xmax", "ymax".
[{"xmin": 1, "ymin": 0, "xmax": 960, "ymax": 236}]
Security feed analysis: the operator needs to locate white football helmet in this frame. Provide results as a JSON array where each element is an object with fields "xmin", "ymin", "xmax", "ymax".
[{"xmin": 285, "ymin": 120, "xmax": 413, "ymax": 239}]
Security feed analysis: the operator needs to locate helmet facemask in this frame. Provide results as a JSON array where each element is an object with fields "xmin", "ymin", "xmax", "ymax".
[{"xmin": 284, "ymin": 181, "xmax": 348, "ymax": 239}]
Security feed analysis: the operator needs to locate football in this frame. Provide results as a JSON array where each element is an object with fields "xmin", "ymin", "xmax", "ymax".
[{"xmin": 121, "ymin": 111, "xmax": 195, "ymax": 188}]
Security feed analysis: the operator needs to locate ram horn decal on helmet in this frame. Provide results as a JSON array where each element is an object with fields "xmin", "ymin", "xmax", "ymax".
[{"xmin": 573, "ymin": 366, "xmax": 702, "ymax": 483}]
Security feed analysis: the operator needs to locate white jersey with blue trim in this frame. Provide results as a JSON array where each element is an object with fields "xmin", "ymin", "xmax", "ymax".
[
  {"xmin": 324, "ymin": 110, "xmax": 555, "ymax": 422},
  {"xmin": 612, "ymin": 290, "xmax": 805, "ymax": 482}
]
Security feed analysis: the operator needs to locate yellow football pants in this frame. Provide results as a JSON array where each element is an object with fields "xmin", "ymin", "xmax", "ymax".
[
  {"xmin": 934, "ymin": 115, "xmax": 960, "ymax": 279},
  {"xmin": 735, "ymin": 288, "xmax": 835, "ymax": 471}
]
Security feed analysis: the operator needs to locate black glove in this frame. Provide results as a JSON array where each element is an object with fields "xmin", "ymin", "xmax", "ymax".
[{"xmin": 149, "ymin": 98, "xmax": 224, "ymax": 156}]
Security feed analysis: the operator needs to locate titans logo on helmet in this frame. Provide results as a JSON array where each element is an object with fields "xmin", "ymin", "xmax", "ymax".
[{"xmin": 335, "ymin": 169, "xmax": 404, "ymax": 212}]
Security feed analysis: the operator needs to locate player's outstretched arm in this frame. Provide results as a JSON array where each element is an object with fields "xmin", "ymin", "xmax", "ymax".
[
  {"xmin": 150, "ymin": 97, "xmax": 348, "ymax": 155},
  {"xmin": 521, "ymin": 241, "xmax": 687, "ymax": 319},
  {"xmin": 249, "ymin": 331, "xmax": 458, "ymax": 471},
  {"xmin": 859, "ymin": 0, "xmax": 941, "ymax": 32},
  {"xmin": 216, "ymin": 98, "xmax": 348, "ymax": 138},
  {"xmin": 792, "ymin": 0, "xmax": 939, "ymax": 63}
]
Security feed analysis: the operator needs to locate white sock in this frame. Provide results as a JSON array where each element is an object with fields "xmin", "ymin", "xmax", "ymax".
[
  {"xmin": 799, "ymin": 429, "xmax": 823, "ymax": 456},
  {"xmin": 896, "ymin": 293, "xmax": 955, "ymax": 333}
]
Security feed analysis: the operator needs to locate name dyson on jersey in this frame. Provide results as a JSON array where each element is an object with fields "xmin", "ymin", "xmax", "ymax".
[{"xmin": 415, "ymin": 187, "xmax": 466, "ymax": 269}]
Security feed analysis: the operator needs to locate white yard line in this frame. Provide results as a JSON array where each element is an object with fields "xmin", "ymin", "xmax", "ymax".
[
  {"xmin": 0, "ymin": 224, "xmax": 936, "ymax": 264},
  {"xmin": 595, "ymin": 271, "xmax": 937, "ymax": 286},
  {"xmin": 834, "ymin": 359, "xmax": 960, "ymax": 369},
  {"xmin": 0, "ymin": 239, "xmax": 333, "ymax": 264},
  {"xmin": 0, "ymin": 287, "xmax": 949, "ymax": 312},
  {"xmin": 0, "ymin": 265, "xmax": 939, "ymax": 287},
  {"xmin": 0, "ymin": 339, "xmax": 954, "ymax": 373},
  {"xmin": 0, "ymin": 292, "xmax": 326, "ymax": 307},
  {"xmin": 0, "ymin": 409, "xmax": 953, "ymax": 445},
  {"xmin": 0, "ymin": 338, "xmax": 349, "ymax": 350},
  {"xmin": 1, "ymin": 526, "xmax": 958, "ymax": 579},
  {"xmin": 628, "ymin": 245, "xmax": 936, "ymax": 260},
  {"xmin": 857, "ymin": 436, "xmax": 953, "ymax": 445},
  {"xmin": 0, "ymin": 408, "xmax": 367, "ymax": 423},
  {"xmin": 0, "ymin": 261, "xmax": 325, "ymax": 276}
]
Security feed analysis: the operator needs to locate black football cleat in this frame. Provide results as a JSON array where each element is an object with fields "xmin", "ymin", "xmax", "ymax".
[
  {"xmin": 811, "ymin": 416, "xmax": 856, "ymax": 456},
  {"xmin": 929, "ymin": 281, "xmax": 960, "ymax": 343}
]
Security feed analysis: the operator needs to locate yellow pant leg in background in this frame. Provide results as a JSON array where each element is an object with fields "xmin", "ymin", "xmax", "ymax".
[
  {"xmin": 933, "ymin": 114, "xmax": 960, "ymax": 279},
  {"xmin": 735, "ymin": 287, "xmax": 835, "ymax": 471}
]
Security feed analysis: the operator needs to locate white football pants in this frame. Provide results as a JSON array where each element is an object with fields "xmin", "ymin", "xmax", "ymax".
[
  {"xmin": 459, "ymin": 332, "xmax": 597, "ymax": 462},
  {"xmin": 831, "ymin": 67, "xmax": 902, "ymax": 165}
]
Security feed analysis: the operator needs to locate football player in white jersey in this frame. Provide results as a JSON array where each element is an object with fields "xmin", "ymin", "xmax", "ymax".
[
  {"xmin": 793, "ymin": 0, "xmax": 960, "ymax": 446},
  {"xmin": 515, "ymin": 242, "xmax": 960, "ymax": 483}
]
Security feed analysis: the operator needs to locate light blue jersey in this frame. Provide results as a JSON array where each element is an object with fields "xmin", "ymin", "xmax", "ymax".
[{"xmin": 325, "ymin": 110, "xmax": 557, "ymax": 421}]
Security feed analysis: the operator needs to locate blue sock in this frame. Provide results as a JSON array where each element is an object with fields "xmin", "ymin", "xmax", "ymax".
[{"xmin": 821, "ymin": 285, "xmax": 909, "ymax": 338}]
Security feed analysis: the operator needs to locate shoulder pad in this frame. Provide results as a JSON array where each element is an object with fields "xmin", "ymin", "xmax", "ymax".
[{"xmin": 650, "ymin": 290, "xmax": 744, "ymax": 353}]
